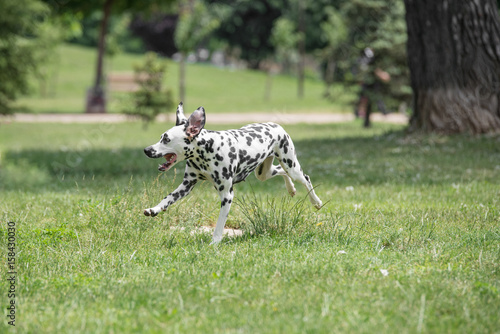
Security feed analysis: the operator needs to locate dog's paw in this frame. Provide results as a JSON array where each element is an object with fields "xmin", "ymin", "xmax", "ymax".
[
  {"xmin": 309, "ymin": 195, "xmax": 323, "ymax": 210},
  {"xmin": 285, "ymin": 184, "xmax": 296, "ymax": 197},
  {"xmin": 312, "ymin": 200, "xmax": 323, "ymax": 210},
  {"xmin": 143, "ymin": 208, "xmax": 160, "ymax": 217}
]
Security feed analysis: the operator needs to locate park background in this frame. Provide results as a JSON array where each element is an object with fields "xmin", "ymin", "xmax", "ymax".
[{"xmin": 1, "ymin": 0, "xmax": 499, "ymax": 333}]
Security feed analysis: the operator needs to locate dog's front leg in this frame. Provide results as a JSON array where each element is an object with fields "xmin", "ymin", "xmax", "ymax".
[
  {"xmin": 210, "ymin": 188, "xmax": 234, "ymax": 244},
  {"xmin": 144, "ymin": 179, "xmax": 197, "ymax": 217}
]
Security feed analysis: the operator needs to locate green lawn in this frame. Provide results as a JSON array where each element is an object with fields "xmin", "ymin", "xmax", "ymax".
[
  {"xmin": 15, "ymin": 44, "xmax": 352, "ymax": 114},
  {"xmin": 0, "ymin": 120, "xmax": 499, "ymax": 333}
]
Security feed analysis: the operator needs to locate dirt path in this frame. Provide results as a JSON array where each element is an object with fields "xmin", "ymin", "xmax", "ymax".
[{"xmin": 6, "ymin": 112, "xmax": 409, "ymax": 125}]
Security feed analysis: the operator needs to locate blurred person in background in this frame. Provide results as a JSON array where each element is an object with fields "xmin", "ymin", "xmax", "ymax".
[{"xmin": 354, "ymin": 47, "xmax": 391, "ymax": 127}]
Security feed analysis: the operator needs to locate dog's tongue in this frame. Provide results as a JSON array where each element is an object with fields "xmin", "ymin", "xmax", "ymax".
[{"xmin": 158, "ymin": 153, "xmax": 177, "ymax": 171}]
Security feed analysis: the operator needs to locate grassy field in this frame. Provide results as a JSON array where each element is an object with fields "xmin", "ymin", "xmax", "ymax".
[
  {"xmin": 15, "ymin": 44, "xmax": 352, "ymax": 114},
  {"xmin": 0, "ymin": 120, "xmax": 499, "ymax": 333}
]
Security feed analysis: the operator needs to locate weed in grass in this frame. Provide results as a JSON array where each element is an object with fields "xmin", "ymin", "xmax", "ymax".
[
  {"xmin": 236, "ymin": 192, "xmax": 362, "ymax": 249},
  {"xmin": 237, "ymin": 192, "xmax": 310, "ymax": 237}
]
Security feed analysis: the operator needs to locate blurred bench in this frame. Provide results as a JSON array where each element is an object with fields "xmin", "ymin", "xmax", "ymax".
[{"xmin": 107, "ymin": 72, "xmax": 151, "ymax": 92}]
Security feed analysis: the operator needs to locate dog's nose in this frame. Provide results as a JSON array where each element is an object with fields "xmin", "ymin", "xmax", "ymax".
[{"xmin": 144, "ymin": 146, "xmax": 153, "ymax": 157}]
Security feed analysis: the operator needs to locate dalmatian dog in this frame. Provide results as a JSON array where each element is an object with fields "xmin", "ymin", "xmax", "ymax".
[{"xmin": 143, "ymin": 103, "xmax": 322, "ymax": 244}]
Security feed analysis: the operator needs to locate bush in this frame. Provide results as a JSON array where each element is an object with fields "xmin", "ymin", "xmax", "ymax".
[{"xmin": 121, "ymin": 52, "xmax": 173, "ymax": 126}]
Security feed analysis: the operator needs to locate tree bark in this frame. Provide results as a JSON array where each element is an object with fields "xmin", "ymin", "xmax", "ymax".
[
  {"xmin": 86, "ymin": 0, "xmax": 114, "ymax": 113},
  {"xmin": 404, "ymin": 0, "xmax": 500, "ymax": 134}
]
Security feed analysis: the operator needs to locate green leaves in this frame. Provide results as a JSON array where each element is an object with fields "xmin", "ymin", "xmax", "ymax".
[
  {"xmin": 271, "ymin": 18, "xmax": 300, "ymax": 53},
  {"xmin": 320, "ymin": 7, "xmax": 348, "ymax": 49},
  {"xmin": 0, "ymin": 0, "xmax": 50, "ymax": 114},
  {"xmin": 174, "ymin": 0, "xmax": 221, "ymax": 54}
]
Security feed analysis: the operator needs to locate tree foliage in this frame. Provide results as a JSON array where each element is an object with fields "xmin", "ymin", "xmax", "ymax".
[
  {"xmin": 2, "ymin": 0, "xmax": 411, "ymax": 116},
  {"xmin": 31, "ymin": 15, "xmax": 82, "ymax": 98},
  {"xmin": 0, "ymin": 0, "xmax": 49, "ymax": 114},
  {"xmin": 320, "ymin": 7, "xmax": 348, "ymax": 50},
  {"xmin": 318, "ymin": 6, "xmax": 348, "ymax": 98},
  {"xmin": 129, "ymin": 14, "xmax": 178, "ymax": 56},
  {"xmin": 69, "ymin": 12, "xmax": 144, "ymax": 55},
  {"xmin": 174, "ymin": 0, "xmax": 221, "ymax": 54},
  {"xmin": 205, "ymin": 0, "xmax": 408, "ymax": 109},
  {"xmin": 42, "ymin": 0, "xmax": 176, "ymax": 113},
  {"xmin": 338, "ymin": 0, "xmax": 410, "ymax": 111},
  {"xmin": 207, "ymin": 0, "xmax": 285, "ymax": 69},
  {"xmin": 364, "ymin": 0, "xmax": 410, "ymax": 109},
  {"xmin": 270, "ymin": 17, "xmax": 300, "ymax": 70}
]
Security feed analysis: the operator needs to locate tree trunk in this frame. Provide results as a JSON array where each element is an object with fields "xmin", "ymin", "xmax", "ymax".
[
  {"xmin": 86, "ymin": 0, "xmax": 114, "ymax": 113},
  {"xmin": 179, "ymin": 52, "xmax": 186, "ymax": 103},
  {"xmin": 297, "ymin": 0, "xmax": 305, "ymax": 99},
  {"xmin": 404, "ymin": 0, "xmax": 500, "ymax": 134},
  {"xmin": 323, "ymin": 58, "xmax": 336, "ymax": 99}
]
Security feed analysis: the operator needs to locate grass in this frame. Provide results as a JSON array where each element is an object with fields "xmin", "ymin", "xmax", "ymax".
[
  {"xmin": 15, "ymin": 44, "xmax": 352, "ymax": 114},
  {"xmin": 0, "ymin": 120, "xmax": 499, "ymax": 333}
]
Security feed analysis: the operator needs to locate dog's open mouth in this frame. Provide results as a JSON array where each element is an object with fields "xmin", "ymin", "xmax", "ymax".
[{"xmin": 158, "ymin": 153, "xmax": 177, "ymax": 171}]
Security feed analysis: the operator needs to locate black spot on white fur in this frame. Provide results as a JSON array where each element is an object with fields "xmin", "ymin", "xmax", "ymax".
[{"xmin": 143, "ymin": 109, "xmax": 322, "ymax": 244}]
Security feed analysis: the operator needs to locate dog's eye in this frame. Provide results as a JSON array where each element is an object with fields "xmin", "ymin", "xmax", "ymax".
[{"xmin": 161, "ymin": 136, "xmax": 170, "ymax": 144}]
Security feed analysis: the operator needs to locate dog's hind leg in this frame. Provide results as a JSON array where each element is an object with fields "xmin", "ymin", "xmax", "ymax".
[
  {"xmin": 279, "ymin": 160, "xmax": 322, "ymax": 209},
  {"xmin": 211, "ymin": 187, "xmax": 234, "ymax": 244},
  {"xmin": 274, "ymin": 137, "xmax": 322, "ymax": 209},
  {"xmin": 255, "ymin": 156, "xmax": 296, "ymax": 196}
]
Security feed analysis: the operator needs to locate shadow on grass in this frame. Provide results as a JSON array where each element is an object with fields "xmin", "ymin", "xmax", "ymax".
[
  {"xmin": 1, "ymin": 147, "xmax": 159, "ymax": 192},
  {"xmin": 294, "ymin": 130, "xmax": 499, "ymax": 187},
  {"xmin": 2, "ymin": 130, "xmax": 498, "ymax": 192}
]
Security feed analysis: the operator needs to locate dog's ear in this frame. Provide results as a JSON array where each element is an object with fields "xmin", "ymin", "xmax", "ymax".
[
  {"xmin": 175, "ymin": 102, "xmax": 188, "ymax": 126},
  {"xmin": 186, "ymin": 107, "xmax": 206, "ymax": 139}
]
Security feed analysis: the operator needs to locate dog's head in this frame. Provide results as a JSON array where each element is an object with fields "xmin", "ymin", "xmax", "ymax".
[{"xmin": 144, "ymin": 102, "xmax": 206, "ymax": 172}]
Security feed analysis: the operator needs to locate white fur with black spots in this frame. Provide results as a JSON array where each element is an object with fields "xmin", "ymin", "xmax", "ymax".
[{"xmin": 143, "ymin": 102, "xmax": 322, "ymax": 244}]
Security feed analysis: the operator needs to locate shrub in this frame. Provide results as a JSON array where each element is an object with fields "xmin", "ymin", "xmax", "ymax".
[{"xmin": 121, "ymin": 52, "xmax": 173, "ymax": 127}]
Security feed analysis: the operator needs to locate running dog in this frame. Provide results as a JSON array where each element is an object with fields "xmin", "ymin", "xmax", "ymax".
[{"xmin": 143, "ymin": 103, "xmax": 322, "ymax": 244}]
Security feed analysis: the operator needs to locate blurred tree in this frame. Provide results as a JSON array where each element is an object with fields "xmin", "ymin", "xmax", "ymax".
[
  {"xmin": 32, "ymin": 20, "xmax": 64, "ymax": 98},
  {"xmin": 207, "ymin": 0, "xmax": 284, "ymax": 69},
  {"xmin": 405, "ymin": 0, "xmax": 500, "ymax": 133},
  {"xmin": 296, "ymin": 0, "xmax": 306, "ymax": 99},
  {"xmin": 32, "ymin": 15, "xmax": 82, "ymax": 98},
  {"xmin": 318, "ymin": 6, "xmax": 347, "ymax": 99},
  {"xmin": 338, "ymin": 0, "xmax": 410, "ymax": 114},
  {"xmin": 129, "ymin": 14, "xmax": 178, "ymax": 56},
  {"xmin": 285, "ymin": 0, "xmax": 347, "ymax": 99},
  {"xmin": 0, "ymin": 0, "xmax": 49, "ymax": 115},
  {"xmin": 43, "ymin": 0, "xmax": 176, "ymax": 113},
  {"xmin": 265, "ymin": 17, "xmax": 300, "ymax": 101},
  {"xmin": 69, "ymin": 12, "xmax": 145, "ymax": 54},
  {"xmin": 208, "ymin": 0, "xmax": 341, "ymax": 99},
  {"xmin": 271, "ymin": 18, "xmax": 300, "ymax": 74},
  {"xmin": 366, "ymin": 1, "xmax": 410, "ymax": 112},
  {"xmin": 174, "ymin": 0, "xmax": 221, "ymax": 103},
  {"xmin": 84, "ymin": 0, "xmax": 113, "ymax": 113}
]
